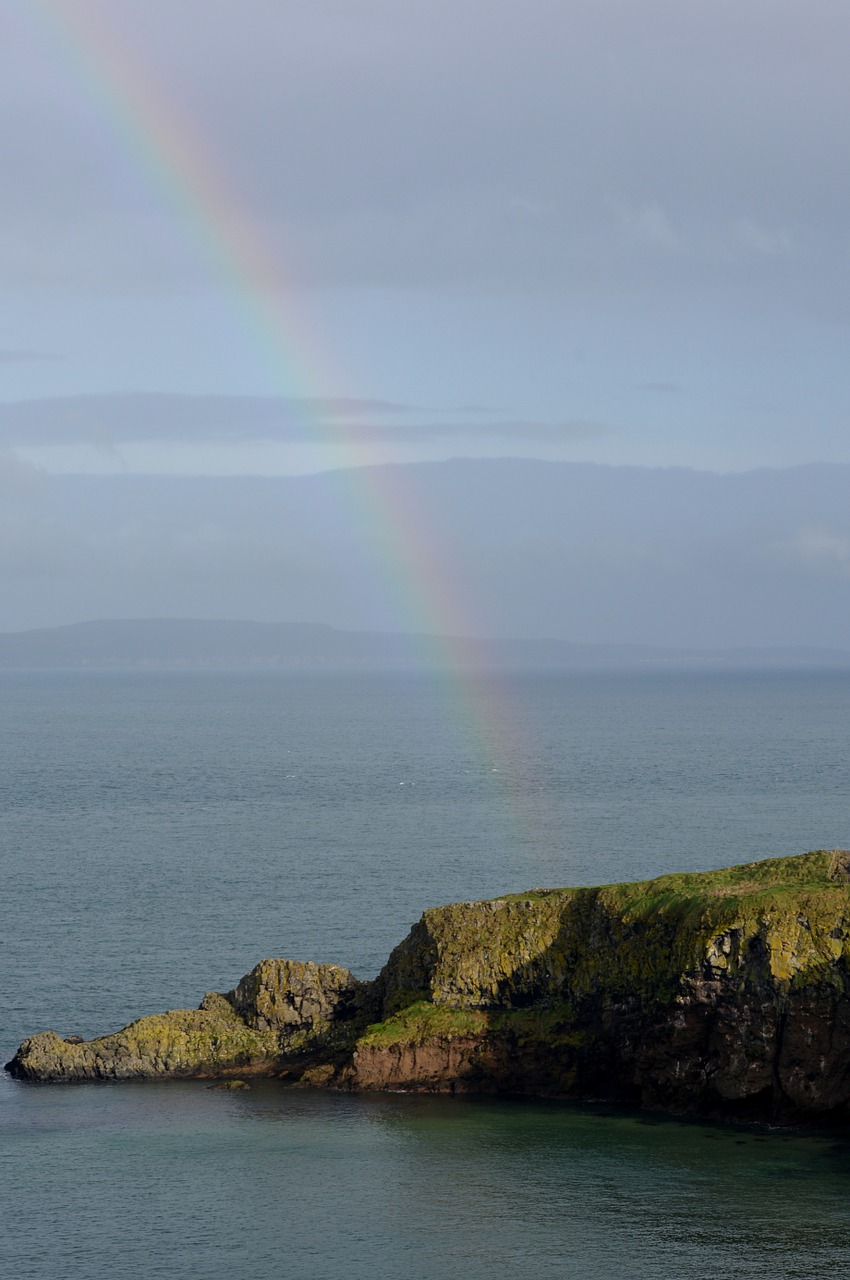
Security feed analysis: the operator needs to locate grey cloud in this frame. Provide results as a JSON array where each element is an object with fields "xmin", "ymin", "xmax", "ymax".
[
  {"xmin": 3, "ymin": 1, "xmax": 849, "ymax": 312},
  {"xmin": 0, "ymin": 394, "xmax": 408, "ymax": 444},
  {"xmin": 0, "ymin": 395, "xmax": 611, "ymax": 446},
  {"xmin": 772, "ymin": 528, "xmax": 850, "ymax": 577},
  {"xmin": 316, "ymin": 420, "xmax": 613, "ymax": 443},
  {"xmin": 296, "ymin": 398, "xmax": 413, "ymax": 417}
]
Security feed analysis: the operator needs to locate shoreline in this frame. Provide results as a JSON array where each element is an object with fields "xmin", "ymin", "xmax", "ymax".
[{"xmin": 10, "ymin": 848, "xmax": 850, "ymax": 1129}]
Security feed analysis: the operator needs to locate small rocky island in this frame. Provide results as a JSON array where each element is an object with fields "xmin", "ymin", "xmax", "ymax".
[{"xmin": 9, "ymin": 849, "xmax": 850, "ymax": 1125}]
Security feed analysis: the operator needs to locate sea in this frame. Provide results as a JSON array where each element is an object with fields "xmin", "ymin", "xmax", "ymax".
[{"xmin": 2, "ymin": 666, "xmax": 850, "ymax": 1279}]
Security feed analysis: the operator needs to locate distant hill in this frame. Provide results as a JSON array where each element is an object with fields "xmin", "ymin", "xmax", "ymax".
[
  {"xmin": 0, "ymin": 618, "xmax": 847, "ymax": 670},
  {"xmin": 2, "ymin": 459, "xmax": 850, "ymax": 650}
]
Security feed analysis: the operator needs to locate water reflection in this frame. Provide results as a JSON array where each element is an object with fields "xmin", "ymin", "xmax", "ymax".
[{"xmin": 4, "ymin": 1080, "xmax": 850, "ymax": 1279}]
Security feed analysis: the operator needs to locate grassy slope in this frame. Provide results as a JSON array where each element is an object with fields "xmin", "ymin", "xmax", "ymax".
[{"xmin": 359, "ymin": 850, "xmax": 850, "ymax": 1048}]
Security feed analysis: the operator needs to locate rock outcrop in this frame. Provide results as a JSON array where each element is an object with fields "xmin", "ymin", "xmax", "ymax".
[
  {"xmin": 8, "ymin": 962, "xmax": 365, "ymax": 1083},
  {"xmin": 9, "ymin": 850, "xmax": 850, "ymax": 1125}
]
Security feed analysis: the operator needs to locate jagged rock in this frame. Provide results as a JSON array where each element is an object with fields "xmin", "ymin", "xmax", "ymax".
[
  {"xmin": 225, "ymin": 958, "xmax": 366, "ymax": 1053},
  {"xmin": 9, "ymin": 849, "xmax": 850, "ymax": 1125},
  {"xmin": 354, "ymin": 849, "xmax": 850, "ymax": 1121},
  {"xmin": 6, "ymin": 1004, "xmax": 280, "ymax": 1082},
  {"xmin": 6, "ymin": 961, "xmax": 365, "ymax": 1082}
]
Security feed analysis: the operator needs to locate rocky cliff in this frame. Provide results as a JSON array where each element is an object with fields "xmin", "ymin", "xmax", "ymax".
[{"xmin": 9, "ymin": 850, "xmax": 850, "ymax": 1124}]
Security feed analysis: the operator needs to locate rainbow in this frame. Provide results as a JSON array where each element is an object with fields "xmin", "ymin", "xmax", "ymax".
[{"xmin": 22, "ymin": 0, "xmax": 556, "ymax": 862}]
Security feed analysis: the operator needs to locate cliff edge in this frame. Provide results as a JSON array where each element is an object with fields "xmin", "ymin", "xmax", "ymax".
[{"xmin": 9, "ymin": 850, "xmax": 850, "ymax": 1125}]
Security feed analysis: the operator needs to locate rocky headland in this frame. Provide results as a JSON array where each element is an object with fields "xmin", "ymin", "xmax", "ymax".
[{"xmin": 9, "ymin": 849, "xmax": 850, "ymax": 1125}]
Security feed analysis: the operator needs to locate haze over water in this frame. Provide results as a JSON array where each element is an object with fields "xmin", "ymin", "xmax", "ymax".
[{"xmin": 3, "ymin": 668, "xmax": 850, "ymax": 1278}]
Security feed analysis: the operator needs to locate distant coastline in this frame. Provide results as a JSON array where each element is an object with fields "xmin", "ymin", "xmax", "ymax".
[{"xmin": 0, "ymin": 617, "xmax": 848, "ymax": 671}]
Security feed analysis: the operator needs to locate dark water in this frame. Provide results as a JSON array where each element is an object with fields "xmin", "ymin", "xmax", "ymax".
[{"xmin": 2, "ymin": 668, "xmax": 850, "ymax": 1278}]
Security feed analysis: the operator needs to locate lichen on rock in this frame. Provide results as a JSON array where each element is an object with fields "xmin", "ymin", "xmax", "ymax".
[
  {"xmin": 6, "ymin": 959, "xmax": 366, "ymax": 1082},
  {"xmin": 354, "ymin": 849, "xmax": 850, "ymax": 1120},
  {"xmin": 225, "ymin": 957, "xmax": 366, "ymax": 1053},
  {"xmin": 8, "ymin": 849, "xmax": 850, "ymax": 1125},
  {"xmin": 7, "ymin": 1004, "xmax": 280, "ymax": 1082}
]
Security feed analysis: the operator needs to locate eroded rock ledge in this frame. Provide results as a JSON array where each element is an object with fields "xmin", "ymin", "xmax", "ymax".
[{"xmin": 9, "ymin": 850, "xmax": 850, "ymax": 1125}]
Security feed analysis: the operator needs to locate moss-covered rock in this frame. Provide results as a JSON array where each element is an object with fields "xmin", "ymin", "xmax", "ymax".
[
  {"xmin": 373, "ymin": 850, "xmax": 850, "ymax": 1016},
  {"xmin": 353, "ymin": 849, "xmax": 850, "ymax": 1120},
  {"xmin": 7, "ymin": 1004, "xmax": 280, "ymax": 1082},
  {"xmin": 6, "ymin": 959, "xmax": 366, "ymax": 1082},
  {"xmin": 9, "ymin": 850, "xmax": 850, "ymax": 1123},
  {"xmin": 226, "ymin": 958, "xmax": 366, "ymax": 1053}
]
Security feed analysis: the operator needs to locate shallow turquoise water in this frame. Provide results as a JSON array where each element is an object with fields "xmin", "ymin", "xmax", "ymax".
[
  {"xmin": 3, "ymin": 669, "xmax": 850, "ymax": 1277},
  {"xmin": 4, "ymin": 1084, "xmax": 850, "ymax": 1279}
]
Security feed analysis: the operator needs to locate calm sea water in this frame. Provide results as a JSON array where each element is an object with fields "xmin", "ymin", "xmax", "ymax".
[{"xmin": 2, "ymin": 668, "xmax": 850, "ymax": 1278}]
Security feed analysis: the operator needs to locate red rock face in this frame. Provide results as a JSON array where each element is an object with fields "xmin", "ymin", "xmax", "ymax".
[
  {"xmin": 330, "ymin": 979, "xmax": 850, "ymax": 1124},
  {"xmin": 9, "ymin": 851, "xmax": 850, "ymax": 1126},
  {"xmin": 345, "ymin": 1038, "xmax": 486, "ymax": 1093}
]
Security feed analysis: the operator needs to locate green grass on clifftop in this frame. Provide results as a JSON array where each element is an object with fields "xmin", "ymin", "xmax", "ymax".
[{"xmin": 363, "ymin": 850, "xmax": 850, "ymax": 1050}]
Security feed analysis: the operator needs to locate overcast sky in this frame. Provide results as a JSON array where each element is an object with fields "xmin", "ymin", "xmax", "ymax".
[
  {"xmin": 0, "ymin": 2, "xmax": 848, "ymax": 642},
  {"xmin": 2, "ymin": 0, "xmax": 849, "ymax": 476}
]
